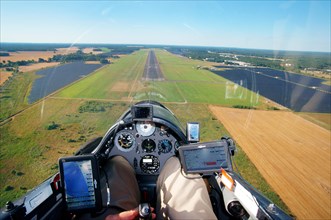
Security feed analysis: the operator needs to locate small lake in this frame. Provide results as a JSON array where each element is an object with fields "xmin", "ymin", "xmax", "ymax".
[
  {"xmin": 28, "ymin": 62, "xmax": 103, "ymax": 103},
  {"xmin": 212, "ymin": 67, "xmax": 331, "ymax": 113}
]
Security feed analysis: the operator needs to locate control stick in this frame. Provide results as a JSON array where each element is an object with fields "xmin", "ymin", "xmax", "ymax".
[{"xmin": 139, "ymin": 203, "xmax": 152, "ymax": 220}]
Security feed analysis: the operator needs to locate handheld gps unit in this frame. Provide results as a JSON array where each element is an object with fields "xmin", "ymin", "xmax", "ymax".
[
  {"xmin": 59, "ymin": 154, "xmax": 102, "ymax": 213},
  {"xmin": 186, "ymin": 122, "xmax": 200, "ymax": 142},
  {"xmin": 178, "ymin": 140, "xmax": 232, "ymax": 175}
]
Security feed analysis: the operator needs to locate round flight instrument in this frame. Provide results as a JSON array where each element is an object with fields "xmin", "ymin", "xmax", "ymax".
[
  {"xmin": 115, "ymin": 131, "xmax": 135, "ymax": 152},
  {"xmin": 140, "ymin": 155, "xmax": 160, "ymax": 174},
  {"xmin": 136, "ymin": 121, "xmax": 156, "ymax": 137},
  {"xmin": 158, "ymin": 139, "xmax": 172, "ymax": 153},
  {"xmin": 141, "ymin": 139, "xmax": 156, "ymax": 153}
]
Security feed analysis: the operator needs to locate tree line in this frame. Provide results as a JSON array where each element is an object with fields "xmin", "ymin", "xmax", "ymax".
[
  {"xmin": 166, "ymin": 46, "xmax": 331, "ymax": 72},
  {"xmin": 0, "ymin": 46, "xmax": 141, "ymax": 70}
]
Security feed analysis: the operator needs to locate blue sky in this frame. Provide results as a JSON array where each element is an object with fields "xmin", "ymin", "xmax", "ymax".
[{"xmin": 1, "ymin": 1, "xmax": 330, "ymax": 52}]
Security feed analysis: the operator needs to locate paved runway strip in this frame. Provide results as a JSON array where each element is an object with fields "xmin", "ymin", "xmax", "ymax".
[{"xmin": 142, "ymin": 50, "xmax": 164, "ymax": 81}]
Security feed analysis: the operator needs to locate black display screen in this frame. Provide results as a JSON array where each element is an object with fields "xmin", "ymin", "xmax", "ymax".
[
  {"xmin": 183, "ymin": 147, "xmax": 227, "ymax": 171},
  {"xmin": 59, "ymin": 155, "xmax": 102, "ymax": 212},
  {"xmin": 132, "ymin": 105, "xmax": 153, "ymax": 121},
  {"xmin": 179, "ymin": 141, "xmax": 231, "ymax": 174}
]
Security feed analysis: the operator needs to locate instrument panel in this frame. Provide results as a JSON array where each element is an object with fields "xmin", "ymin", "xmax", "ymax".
[{"xmin": 111, "ymin": 121, "xmax": 180, "ymax": 175}]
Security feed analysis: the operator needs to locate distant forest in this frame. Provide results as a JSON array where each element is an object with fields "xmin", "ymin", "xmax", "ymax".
[
  {"xmin": 166, "ymin": 46, "xmax": 331, "ymax": 72},
  {"xmin": 0, "ymin": 43, "xmax": 141, "ymax": 69},
  {"xmin": 0, "ymin": 43, "xmax": 141, "ymax": 53}
]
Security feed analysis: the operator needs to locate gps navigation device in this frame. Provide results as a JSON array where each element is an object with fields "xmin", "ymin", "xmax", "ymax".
[
  {"xmin": 59, "ymin": 155, "xmax": 102, "ymax": 213},
  {"xmin": 179, "ymin": 140, "xmax": 232, "ymax": 174},
  {"xmin": 187, "ymin": 122, "xmax": 200, "ymax": 142}
]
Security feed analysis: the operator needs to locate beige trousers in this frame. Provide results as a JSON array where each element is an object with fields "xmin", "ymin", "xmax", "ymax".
[
  {"xmin": 156, "ymin": 157, "xmax": 217, "ymax": 220},
  {"xmin": 105, "ymin": 156, "xmax": 217, "ymax": 219}
]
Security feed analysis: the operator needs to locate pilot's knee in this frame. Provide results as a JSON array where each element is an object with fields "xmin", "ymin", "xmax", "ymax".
[
  {"xmin": 110, "ymin": 155, "xmax": 131, "ymax": 165},
  {"xmin": 105, "ymin": 156, "xmax": 134, "ymax": 175},
  {"xmin": 158, "ymin": 157, "xmax": 181, "ymax": 185},
  {"xmin": 163, "ymin": 156, "xmax": 181, "ymax": 171}
]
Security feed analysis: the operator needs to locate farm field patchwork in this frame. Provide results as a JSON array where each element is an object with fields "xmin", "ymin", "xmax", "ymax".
[
  {"xmin": 209, "ymin": 106, "xmax": 331, "ymax": 219},
  {"xmin": 0, "ymin": 48, "xmax": 78, "ymax": 62}
]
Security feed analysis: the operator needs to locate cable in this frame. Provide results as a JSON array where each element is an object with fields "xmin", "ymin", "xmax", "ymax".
[
  {"xmin": 101, "ymin": 167, "xmax": 111, "ymax": 207},
  {"xmin": 223, "ymin": 137, "xmax": 242, "ymax": 178}
]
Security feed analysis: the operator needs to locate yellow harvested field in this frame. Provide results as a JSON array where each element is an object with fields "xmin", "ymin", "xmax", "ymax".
[
  {"xmin": 55, "ymin": 47, "xmax": 79, "ymax": 54},
  {"xmin": 18, "ymin": 62, "xmax": 60, "ymax": 73},
  {"xmin": 82, "ymin": 47, "xmax": 103, "ymax": 54},
  {"xmin": 209, "ymin": 106, "xmax": 331, "ymax": 219},
  {"xmin": 0, "ymin": 47, "xmax": 78, "ymax": 62},
  {"xmin": 0, "ymin": 69, "xmax": 12, "ymax": 85},
  {"xmin": 0, "ymin": 51, "xmax": 56, "ymax": 62},
  {"xmin": 84, "ymin": 61, "xmax": 101, "ymax": 64}
]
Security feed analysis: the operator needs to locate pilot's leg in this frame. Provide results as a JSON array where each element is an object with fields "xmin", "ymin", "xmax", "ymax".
[
  {"xmin": 78, "ymin": 156, "xmax": 140, "ymax": 219},
  {"xmin": 104, "ymin": 156, "xmax": 140, "ymax": 214},
  {"xmin": 156, "ymin": 157, "xmax": 217, "ymax": 220}
]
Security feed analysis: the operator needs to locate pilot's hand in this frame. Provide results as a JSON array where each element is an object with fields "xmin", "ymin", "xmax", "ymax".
[
  {"xmin": 105, "ymin": 209, "xmax": 138, "ymax": 220},
  {"xmin": 104, "ymin": 207, "xmax": 156, "ymax": 220}
]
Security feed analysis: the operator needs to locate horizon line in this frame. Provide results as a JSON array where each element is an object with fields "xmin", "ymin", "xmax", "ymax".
[{"xmin": 1, "ymin": 41, "xmax": 330, "ymax": 54}]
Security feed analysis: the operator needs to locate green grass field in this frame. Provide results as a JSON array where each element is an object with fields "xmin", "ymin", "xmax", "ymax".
[
  {"xmin": 0, "ymin": 49, "xmax": 289, "ymax": 213},
  {"xmin": 0, "ymin": 71, "xmax": 38, "ymax": 122},
  {"xmin": 56, "ymin": 50, "xmax": 148, "ymax": 99},
  {"xmin": 155, "ymin": 50, "xmax": 261, "ymax": 106},
  {"xmin": 56, "ymin": 49, "xmax": 262, "ymax": 107},
  {"xmin": 0, "ymin": 99, "xmax": 130, "ymax": 205}
]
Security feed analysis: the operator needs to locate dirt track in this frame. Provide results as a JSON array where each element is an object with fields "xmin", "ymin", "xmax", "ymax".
[{"xmin": 209, "ymin": 106, "xmax": 330, "ymax": 219}]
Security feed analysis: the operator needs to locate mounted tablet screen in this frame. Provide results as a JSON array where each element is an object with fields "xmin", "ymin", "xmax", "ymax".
[
  {"xmin": 59, "ymin": 155, "xmax": 102, "ymax": 213},
  {"xmin": 179, "ymin": 141, "xmax": 231, "ymax": 174}
]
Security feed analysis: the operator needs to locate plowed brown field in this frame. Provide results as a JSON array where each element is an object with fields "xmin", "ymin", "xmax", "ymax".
[{"xmin": 209, "ymin": 106, "xmax": 331, "ymax": 219}]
